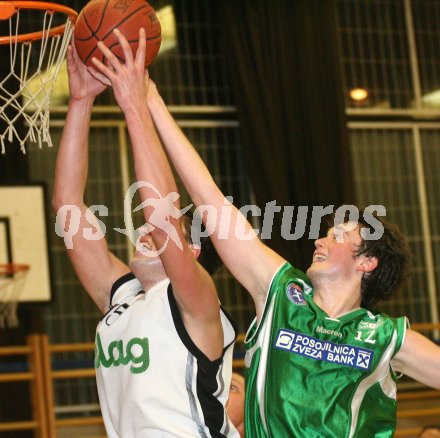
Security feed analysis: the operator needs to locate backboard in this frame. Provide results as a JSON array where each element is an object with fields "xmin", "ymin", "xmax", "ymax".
[{"xmin": 0, "ymin": 184, "xmax": 51, "ymax": 301}]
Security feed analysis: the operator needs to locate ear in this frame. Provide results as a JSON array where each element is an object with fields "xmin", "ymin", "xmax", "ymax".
[{"xmin": 357, "ymin": 256, "xmax": 378, "ymax": 273}]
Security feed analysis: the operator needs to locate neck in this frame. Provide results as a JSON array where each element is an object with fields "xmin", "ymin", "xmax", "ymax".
[
  {"xmin": 130, "ymin": 256, "xmax": 168, "ymax": 291},
  {"xmin": 312, "ymin": 278, "xmax": 362, "ymax": 318}
]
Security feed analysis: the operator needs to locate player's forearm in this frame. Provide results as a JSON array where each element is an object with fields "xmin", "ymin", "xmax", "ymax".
[
  {"xmin": 147, "ymin": 89, "xmax": 283, "ymax": 310},
  {"xmin": 125, "ymin": 106, "xmax": 225, "ymax": 339},
  {"xmin": 147, "ymin": 91, "xmax": 222, "ymax": 207},
  {"xmin": 52, "ymin": 98, "xmax": 94, "ymax": 210},
  {"xmin": 125, "ymin": 106, "xmax": 180, "ymax": 244},
  {"xmin": 126, "ymin": 106, "xmax": 179, "ymax": 196}
]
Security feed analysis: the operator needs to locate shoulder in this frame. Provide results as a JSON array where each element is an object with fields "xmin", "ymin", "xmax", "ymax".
[
  {"xmin": 363, "ymin": 310, "xmax": 408, "ymax": 355},
  {"xmin": 269, "ymin": 262, "xmax": 313, "ymax": 297},
  {"xmin": 364, "ymin": 309, "xmax": 407, "ymax": 328}
]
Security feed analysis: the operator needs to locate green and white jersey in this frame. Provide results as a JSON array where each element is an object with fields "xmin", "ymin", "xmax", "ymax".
[{"xmin": 244, "ymin": 262, "xmax": 407, "ymax": 438}]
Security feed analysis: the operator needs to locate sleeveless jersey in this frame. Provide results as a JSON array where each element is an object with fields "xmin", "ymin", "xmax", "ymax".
[
  {"xmin": 95, "ymin": 272, "xmax": 239, "ymax": 438},
  {"xmin": 244, "ymin": 263, "xmax": 407, "ymax": 438}
]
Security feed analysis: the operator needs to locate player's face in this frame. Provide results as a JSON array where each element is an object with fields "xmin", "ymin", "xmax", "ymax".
[
  {"xmin": 420, "ymin": 428, "xmax": 440, "ymax": 438},
  {"xmin": 130, "ymin": 223, "xmax": 197, "ymax": 268},
  {"xmin": 132, "ymin": 224, "xmax": 165, "ymax": 260},
  {"xmin": 130, "ymin": 229, "xmax": 166, "ymax": 287},
  {"xmin": 135, "ymin": 230, "xmax": 157, "ymax": 256},
  {"xmin": 226, "ymin": 373, "xmax": 245, "ymax": 431},
  {"xmin": 130, "ymin": 228, "xmax": 163, "ymax": 275},
  {"xmin": 307, "ymin": 223, "xmax": 363, "ymax": 281}
]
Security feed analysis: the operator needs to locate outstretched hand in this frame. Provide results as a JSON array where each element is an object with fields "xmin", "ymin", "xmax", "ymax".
[
  {"xmin": 90, "ymin": 28, "xmax": 149, "ymax": 115},
  {"xmin": 66, "ymin": 42, "xmax": 107, "ymax": 101}
]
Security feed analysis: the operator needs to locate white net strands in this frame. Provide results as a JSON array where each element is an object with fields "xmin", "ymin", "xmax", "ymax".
[
  {"xmin": 0, "ymin": 265, "xmax": 29, "ymax": 329},
  {"xmin": 0, "ymin": 8, "xmax": 73, "ymax": 154}
]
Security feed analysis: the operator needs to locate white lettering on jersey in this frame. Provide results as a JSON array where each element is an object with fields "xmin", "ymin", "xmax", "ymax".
[{"xmin": 274, "ymin": 329, "xmax": 374, "ymax": 371}]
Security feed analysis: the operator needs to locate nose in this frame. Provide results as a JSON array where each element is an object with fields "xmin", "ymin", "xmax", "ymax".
[
  {"xmin": 137, "ymin": 227, "xmax": 155, "ymax": 249},
  {"xmin": 314, "ymin": 237, "xmax": 325, "ymax": 248},
  {"xmin": 138, "ymin": 225, "xmax": 151, "ymax": 236},
  {"xmin": 139, "ymin": 233, "xmax": 153, "ymax": 244}
]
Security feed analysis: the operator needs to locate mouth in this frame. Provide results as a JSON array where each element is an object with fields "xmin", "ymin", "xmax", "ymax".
[
  {"xmin": 140, "ymin": 241, "xmax": 153, "ymax": 250},
  {"xmin": 137, "ymin": 235, "xmax": 153, "ymax": 251},
  {"xmin": 312, "ymin": 253, "xmax": 328, "ymax": 263}
]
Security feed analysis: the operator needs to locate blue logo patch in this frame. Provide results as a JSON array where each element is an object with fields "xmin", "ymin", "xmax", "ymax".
[
  {"xmin": 274, "ymin": 329, "xmax": 374, "ymax": 371},
  {"xmin": 286, "ymin": 283, "xmax": 306, "ymax": 305}
]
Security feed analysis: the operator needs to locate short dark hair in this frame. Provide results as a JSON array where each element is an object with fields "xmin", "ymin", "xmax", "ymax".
[
  {"xmin": 329, "ymin": 208, "xmax": 412, "ymax": 309},
  {"xmin": 181, "ymin": 212, "xmax": 222, "ymax": 276}
]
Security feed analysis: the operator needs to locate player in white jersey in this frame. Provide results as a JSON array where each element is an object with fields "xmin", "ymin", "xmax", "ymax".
[
  {"xmin": 53, "ymin": 29, "xmax": 239, "ymax": 437},
  {"xmin": 95, "ymin": 271, "xmax": 237, "ymax": 437}
]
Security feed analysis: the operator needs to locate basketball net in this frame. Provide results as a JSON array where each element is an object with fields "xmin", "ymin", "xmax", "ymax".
[
  {"xmin": 0, "ymin": 2, "xmax": 77, "ymax": 154},
  {"xmin": 0, "ymin": 264, "xmax": 30, "ymax": 329}
]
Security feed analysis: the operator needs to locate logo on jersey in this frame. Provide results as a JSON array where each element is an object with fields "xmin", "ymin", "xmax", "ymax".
[
  {"xmin": 286, "ymin": 283, "xmax": 306, "ymax": 305},
  {"xmin": 358, "ymin": 319, "xmax": 383, "ymax": 331},
  {"xmin": 367, "ymin": 310, "xmax": 378, "ymax": 320},
  {"xmin": 315, "ymin": 325, "xmax": 343, "ymax": 339},
  {"xmin": 95, "ymin": 333, "xmax": 150, "ymax": 374},
  {"xmin": 274, "ymin": 329, "xmax": 374, "ymax": 371},
  {"xmin": 104, "ymin": 303, "xmax": 129, "ymax": 326},
  {"xmin": 103, "ymin": 291, "xmax": 145, "ymax": 326},
  {"xmin": 358, "ymin": 313, "xmax": 383, "ymax": 329}
]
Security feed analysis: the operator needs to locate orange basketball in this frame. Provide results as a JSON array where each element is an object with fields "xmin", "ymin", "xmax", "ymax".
[{"xmin": 74, "ymin": 0, "xmax": 161, "ymax": 68}]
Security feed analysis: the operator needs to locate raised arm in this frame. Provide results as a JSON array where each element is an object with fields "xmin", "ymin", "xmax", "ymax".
[
  {"xmin": 145, "ymin": 82, "xmax": 285, "ymax": 319},
  {"xmin": 90, "ymin": 29, "xmax": 224, "ymax": 359},
  {"xmin": 52, "ymin": 44, "xmax": 130, "ymax": 313}
]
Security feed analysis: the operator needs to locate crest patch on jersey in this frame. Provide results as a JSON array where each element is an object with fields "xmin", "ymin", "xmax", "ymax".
[
  {"xmin": 274, "ymin": 328, "xmax": 374, "ymax": 371},
  {"xmin": 286, "ymin": 283, "xmax": 306, "ymax": 305}
]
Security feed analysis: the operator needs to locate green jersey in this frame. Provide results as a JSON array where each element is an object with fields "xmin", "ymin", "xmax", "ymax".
[{"xmin": 244, "ymin": 263, "xmax": 407, "ymax": 438}]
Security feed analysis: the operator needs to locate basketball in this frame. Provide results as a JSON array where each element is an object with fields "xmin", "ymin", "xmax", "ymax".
[{"xmin": 74, "ymin": 0, "xmax": 161, "ymax": 68}]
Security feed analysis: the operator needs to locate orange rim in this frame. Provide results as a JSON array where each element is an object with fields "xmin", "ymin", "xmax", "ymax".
[
  {"xmin": 0, "ymin": 1, "xmax": 78, "ymax": 44},
  {"xmin": 0, "ymin": 263, "xmax": 30, "ymax": 276}
]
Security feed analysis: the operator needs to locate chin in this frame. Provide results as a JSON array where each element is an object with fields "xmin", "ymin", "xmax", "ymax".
[
  {"xmin": 130, "ymin": 256, "xmax": 164, "ymax": 273},
  {"xmin": 129, "ymin": 256, "xmax": 167, "ymax": 289},
  {"xmin": 306, "ymin": 265, "xmax": 316, "ymax": 278},
  {"xmin": 306, "ymin": 265, "xmax": 326, "ymax": 282}
]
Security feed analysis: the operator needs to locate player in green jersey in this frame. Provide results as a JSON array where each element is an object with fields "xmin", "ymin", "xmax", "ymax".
[
  {"xmin": 138, "ymin": 83, "xmax": 439, "ymax": 436},
  {"xmin": 90, "ymin": 32, "xmax": 440, "ymax": 437}
]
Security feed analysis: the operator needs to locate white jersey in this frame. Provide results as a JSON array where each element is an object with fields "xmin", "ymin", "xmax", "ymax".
[{"xmin": 95, "ymin": 273, "xmax": 239, "ymax": 438}]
